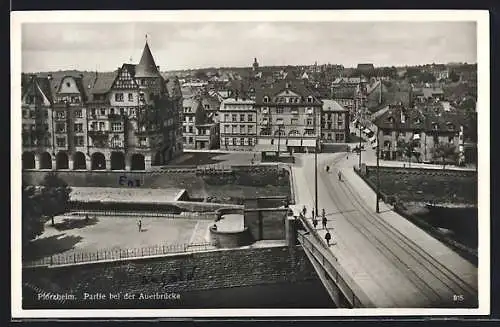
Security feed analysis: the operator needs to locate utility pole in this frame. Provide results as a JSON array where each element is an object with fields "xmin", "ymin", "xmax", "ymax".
[
  {"xmin": 376, "ymin": 131, "xmax": 380, "ymax": 213},
  {"xmin": 277, "ymin": 123, "xmax": 282, "ymax": 157},
  {"xmin": 315, "ymin": 135, "xmax": 319, "ymax": 217},
  {"xmin": 358, "ymin": 111, "xmax": 362, "ymax": 169}
]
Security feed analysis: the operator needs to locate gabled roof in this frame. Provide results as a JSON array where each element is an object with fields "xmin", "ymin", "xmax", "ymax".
[
  {"xmin": 22, "ymin": 75, "xmax": 54, "ymax": 104},
  {"xmin": 322, "ymin": 99, "xmax": 347, "ymax": 112},
  {"xmin": 91, "ymin": 71, "xmax": 117, "ymax": 95},
  {"xmin": 254, "ymin": 79, "xmax": 322, "ymax": 105},
  {"xmin": 332, "ymin": 86, "xmax": 356, "ymax": 99},
  {"xmin": 135, "ymin": 41, "xmax": 162, "ymax": 78},
  {"xmin": 373, "ymin": 105, "xmax": 469, "ymax": 132}
]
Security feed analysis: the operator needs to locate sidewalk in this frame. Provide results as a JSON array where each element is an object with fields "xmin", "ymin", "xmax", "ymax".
[
  {"xmin": 336, "ymin": 159, "xmax": 478, "ymax": 289},
  {"xmin": 291, "ymin": 165, "xmax": 424, "ymax": 307}
]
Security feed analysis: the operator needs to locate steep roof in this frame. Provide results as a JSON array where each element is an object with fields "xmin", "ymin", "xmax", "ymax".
[
  {"xmin": 91, "ymin": 71, "xmax": 117, "ymax": 95},
  {"xmin": 135, "ymin": 41, "xmax": 162, "ymax": 78},
  {"xmin": 373, "ymin": 105, "xmax": 470, "ymax": 132},
  {"xmin": 322, "ymin": 99, "xmax": 347, "ymax": 112},
  {"xmin": 254, "ymin": 79, "xmax": 322, "ymax": 105},
  {"xmin": 22, "ymin": 75, "xmax": 54, "ymax": 104}
]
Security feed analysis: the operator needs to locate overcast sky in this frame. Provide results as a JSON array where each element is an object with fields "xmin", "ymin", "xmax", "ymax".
[{"xmin": 21, "ymin": 21, "xmax": 477, "ymax": 72}]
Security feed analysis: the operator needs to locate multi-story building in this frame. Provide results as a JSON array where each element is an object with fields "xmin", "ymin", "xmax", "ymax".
[
  {"xmin": 21, "ymin": 76, "xmax": 54, "ymax": 169},
  {"xmin": 254, "ymin": 79, "xmax": 322, "ymax": 154},
  {"xmin": 321, "ymin": 99, "xmax": 349, "ymax": 143},
  {"xmin": 219, "ymin": 95, "xmax": 257, "ymax": 151},
  {"xmin": 372, "ymin": 105, "xmax": 476, "ymax": 164},
  {"xmin": 21, "ymin": 40, "xmax": 183, "ymax": 171},
  {"xmin": 182, "ymin": 98, "xmax": 199, "ymax": 149}
]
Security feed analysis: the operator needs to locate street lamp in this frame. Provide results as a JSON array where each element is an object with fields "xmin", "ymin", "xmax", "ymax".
[
  {"xmin": 315, "ymin": 135, "xmax": 319, "ymax": 216},
  {"xmin": 376, "ymin": 130, "xmax": 380, "ymax": 213}
]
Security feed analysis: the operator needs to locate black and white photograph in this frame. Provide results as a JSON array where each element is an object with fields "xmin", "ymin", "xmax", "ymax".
[{"xmin": 11, "ymin": 10, "xmax": 489, "ymax": 317}]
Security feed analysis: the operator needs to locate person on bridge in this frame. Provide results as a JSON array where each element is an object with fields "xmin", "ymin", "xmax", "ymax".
[
  {"xmin": 322, "ymin": 215, "xmax": 328, "ymax": 230},
  {"xmin": 325, "ymin": 232, "xmax": 332, "ymax": 246},
  {"xmin": 338, "ymin": 171, "xmax": 342, "ymax": 181},
  {"xmin": 312, "ymin": 216, "xmax": 318, "ymax": 229},
  {"xmin": 137, "ymin": 219, "xmax": 142, "ymax": 232},
  {"xmin": 326, "ymin": 165, "xmax": 330, "ymax": 173},
  {"xmin": 302, "ymin": 205, "xmax": 307, "ymax": 217},
  {"xmin": 321, "ymin": 208, "xmax": 326, "ymax": 218}
]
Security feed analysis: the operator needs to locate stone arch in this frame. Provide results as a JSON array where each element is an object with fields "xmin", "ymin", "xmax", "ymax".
[
  {"xmin": 56, "ymin": 151, "xmax": 69, "ymax": 170},
  {"xmin": 153, "ymin": 151, "xmax": 163, "ymax": 166},
  {"xmin": 39, "ymin": 152, "xmax": 52, "ymax": 169},
  {"xmin": 73, "ymin": 151, "xmax": 86, "ymax": 170},
  {"xmin": 130, "ymin": 153, "xmax": 145, "ymax": 171},
  {"xmin": 110, "ymin": 151, "xmax": 125, "ymax": 170},
  {"xmin": 22, "ymin": 152, "xmax": 35, "ymax": 169},
  {"xmin": 91, "ymin": 152, "xmax": 106, "ymax": 170}
]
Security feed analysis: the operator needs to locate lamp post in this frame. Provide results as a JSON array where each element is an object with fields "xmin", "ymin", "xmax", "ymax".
[
  {"xmin": 315, "ymin": 135, "xmax": 319, "ymax": 217},
  {"xmin": 376, "ymin": 130, "xmax": 380, "ymax": 213}
]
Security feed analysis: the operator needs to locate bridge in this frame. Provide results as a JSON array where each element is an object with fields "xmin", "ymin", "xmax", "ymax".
[{"xmin": 290, "ymin": 153, "xmax": 478, "ymax": 308}]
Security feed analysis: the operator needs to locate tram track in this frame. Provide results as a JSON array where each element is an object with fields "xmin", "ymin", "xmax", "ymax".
[
  {"xmin": 336, "ymin": 174, "xmax": 477, "ymax": 306},
  {"xmin": 310, "ymin": 154, "xmax": 477, "ymax": 307}
]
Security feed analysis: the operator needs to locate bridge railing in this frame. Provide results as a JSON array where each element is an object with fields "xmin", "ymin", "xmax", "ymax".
[
  {"xmin": 297, "ymin": 215, "xmax": 374, "ymax": 308},
  {"xmin": 23, "ymin": 241, "xmax": 216, "ymax": 268}
]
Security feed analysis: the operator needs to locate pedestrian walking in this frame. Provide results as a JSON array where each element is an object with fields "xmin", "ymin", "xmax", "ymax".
[
  {"xmin": 325, "ymin": 232, "xmax": 332, "ymax": 246},
  {"xmin": 302, "ymin": 205, "xmax": 307, "ymax": 217},
  {"xmin": 137, "ymin": 219, "xmax": 142, "ymax": 232},
  {"xmin": 312, "ymin": 217, "xmax": 318, "ymax": 229},
  {"xmin": 322, "ymin": 216, "xmax": 327, "ymax": 230},
  {"xmin": 338, "ymin": 171, "xmax": 342, "ymax": 181},
  {"xmin": 326, "ymin": 165, "xmax": 330, "ymax": 173},
  {"xmin": 321, "ymin": 208, "xmax": 326, "ymax": 219}
]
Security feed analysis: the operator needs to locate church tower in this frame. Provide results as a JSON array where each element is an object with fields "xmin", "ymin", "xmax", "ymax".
[{"xmin": 252, "ymin": 57, "xmax": 259, "ymax": 72}]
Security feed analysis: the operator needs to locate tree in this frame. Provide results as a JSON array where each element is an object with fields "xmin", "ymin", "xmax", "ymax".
[
  {"xmin": 22, "ymin": 183, "xmax": 45, "ymax": 246},
  {"xmin": 194, "ymin": 70, "xmax": 208, "ymax": 80},
  {"xmin": 449, "ymin": 70, "xmax": 460, "ymax": 83},
  {"xmin": 432, "ymin": 143, "xmax": 458, "ymax": 169},
  {"xmin": 396, "ymin": 139, "xmax": 415, "ymax": 167},
  {"xmin": 40, "ymin": 173, "xmax": 72, "ymax": 226}
]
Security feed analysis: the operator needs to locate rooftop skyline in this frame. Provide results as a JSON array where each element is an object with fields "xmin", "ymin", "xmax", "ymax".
[{"xmin": 22, "ymin": 21, "xmax": 477, "ymax": 73}]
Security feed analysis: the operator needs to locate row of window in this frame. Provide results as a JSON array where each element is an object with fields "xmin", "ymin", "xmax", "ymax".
[
  {"xmin": 321, "ymin": 133, "xmax": 346, "ymax": 142},
  {"xmin": 261, "ymin": 118, "xmax": 315, "ymax": 126},
  {"xmin": 260, "ymin": 107, "xmax": 316, "ymax": 114},
  {"xmin": 222, "ymin": 113, "xmax": 255, "ymax": 122},
  {"xmin": 222, "ymin": 125, "xmax": 255, "ymax": 135},
  {"xmin": 259, "ymin": 129, "xmax": 316, "ymax": 136},
  {"xmin": 184, "ymin": 126, "xmax": 211, "ymax": 135},
  {"xmin": 221, "ymin": 137, "xmax": 255, "ymax": 146},
  {"xmin": 263, "ymin": 96, "xmax": 315, "ymax": 103}
]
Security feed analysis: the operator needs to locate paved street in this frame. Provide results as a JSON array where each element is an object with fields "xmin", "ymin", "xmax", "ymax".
[{"xmin": 292, "ymin": 151, "xmax": 478, "ymax": 307}]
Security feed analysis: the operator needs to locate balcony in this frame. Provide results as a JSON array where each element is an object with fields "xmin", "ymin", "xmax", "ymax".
[{"xmin": 88, "ymin": 129, "xmax": 109, "ymax": 137}]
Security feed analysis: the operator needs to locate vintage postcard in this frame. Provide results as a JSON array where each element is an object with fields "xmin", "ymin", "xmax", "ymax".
[{"xmin": 11, "ymin": 10, "xmax": 490, "ymax": 318}]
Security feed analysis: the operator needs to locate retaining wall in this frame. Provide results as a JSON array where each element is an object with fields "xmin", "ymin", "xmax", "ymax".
[{"xmin": 23, "ymin": 245, "xmax": 321, "ymax": 309}]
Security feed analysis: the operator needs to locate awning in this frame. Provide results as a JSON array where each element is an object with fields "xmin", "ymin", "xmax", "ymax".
[
  {"xmin": 302, "ymin": 139, "xmax": 317, "ymax": 147},
  {"xmin": 254, "ymin": 144, "xmax": 279, "ymax": 152},
  {"xmin": 287, "ymin": 139, "xmax": 301, "ymax": 146},
  {"xmin": 413, "ymin": 134, "xmax": 421, "ymax": 140}
]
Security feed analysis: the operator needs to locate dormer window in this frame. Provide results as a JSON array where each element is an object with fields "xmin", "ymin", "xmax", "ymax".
[
  {"xmin": 388, "ymin": 117, "xmax": 394, "ymax": 123},
  {"xmin": 307, "ymin": 96, "xmax": 313, "ymax": 103},
  {"xmin": 414, "ymin": 118, "xmax": 421, "ymax": 124},
  {"xmin": 66, "ymin": 82, "xmax": 70, "ymax": 88},
  {"xmin": 263, "ymin": 96, "xmax": 269, "ymax": 103}
]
